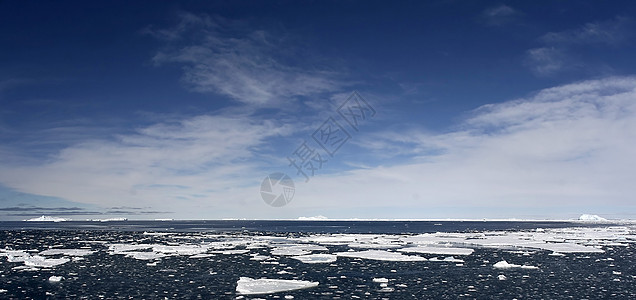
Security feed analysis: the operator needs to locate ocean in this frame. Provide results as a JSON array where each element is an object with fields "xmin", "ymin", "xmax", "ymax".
[{"xmin": 0, "ymin": 221, "xmax": 634, "ymax": 299}]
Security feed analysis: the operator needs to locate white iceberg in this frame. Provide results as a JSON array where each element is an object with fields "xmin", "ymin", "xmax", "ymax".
[
  {"xmin": 48, "ymin": 276, "xmax": 63, "ymax": 282},
  {"xmin": 235, "ymin": 277, "xmax": 319, "ymax": 295},
  {"xmin": 578, "ymin": 214, "xmax": 608, "ymax": 222},
  {"xmin": 25, "ymin": 216, "xmax": 69, "ymax": 222}
]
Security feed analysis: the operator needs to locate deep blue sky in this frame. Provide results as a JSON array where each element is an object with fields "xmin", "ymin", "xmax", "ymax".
[{"xmin": 1, "ymin": 1, "xmax": 636, "ymax": 220}]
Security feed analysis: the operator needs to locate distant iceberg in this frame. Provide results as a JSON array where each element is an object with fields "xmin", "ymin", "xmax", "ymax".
[
  {"xmin": 297, "ymin": 215, "xmax": 328, "ymax": 220},
  {"xmin": 578, "ymin": 214, "xmax": 608, "ymax": 222},
  {"xmin": 25, "ymin": 215, "xmax": 69, "ymax": 222}
]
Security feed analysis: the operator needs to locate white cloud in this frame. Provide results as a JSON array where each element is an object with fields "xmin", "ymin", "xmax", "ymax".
[
  {"xmin": 2, "ymin": 77, "xmax": 635, "ymax": 219},
  {"xmin": 541, "ymin": 17, "xmax": 632, "ymax": 46},
  {"xmin": 289, "ymin": 76, "xmax": 636, "ymax": 218},
  {"xmin": 0, "ymin": 113, "xmax": 294, "ymax": 214},
  {"xmin": 481, "ymin": 5, "xmax": 519, "ymax": 26},
  {"xmin": 524, "ymin": 47, "xmax": 568, "ymax": 76},
  {"xmin": 149, "ymin": 13, "xmax": 344, "ymax": 105},
  {"xmin": 525, "ymin": 17, "xmax": 633, "ymax": 76}
]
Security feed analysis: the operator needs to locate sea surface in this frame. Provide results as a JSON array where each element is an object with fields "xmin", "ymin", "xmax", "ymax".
[{"xmin": 0, "ymin": 220, "xmax": 634, "ymax": 299}]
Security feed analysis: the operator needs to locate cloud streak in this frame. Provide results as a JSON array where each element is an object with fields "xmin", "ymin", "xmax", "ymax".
[
  {"xmin": 149, "ymin": 12, "xmax": 344, "ymax": 106},
  {"xmin": 525, "ymin": 17, "xmax": 634, "ymax": 76}
]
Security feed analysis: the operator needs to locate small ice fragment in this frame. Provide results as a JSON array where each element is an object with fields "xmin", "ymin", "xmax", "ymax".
[
  {"xmin": 493, "ymin": 260, "xmax": 538, "ymax": 270},
  {"xmin": 372, "ymin": 278, "xmax": 389, "ymax": 283},
  {"xmin": 48, "ymin": 276, "xmax": 63, "ymax": 282},
  {"xmin": 235, "ymin": 277, "xmax": 319, "ymax": 295},
  {"xmin": 498, "ymin": 274, "xmax": 507, "ymax": 281}
]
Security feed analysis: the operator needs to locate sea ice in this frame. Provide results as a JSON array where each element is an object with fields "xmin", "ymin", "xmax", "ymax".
[
  {"xmin": 235, "ymin": 277, "xmax": 319, "ymax": 295},
  {"xmin": 335, "ymin": 250, "xmax": 427, "ymax": 262},
  {"xmin": 23, "ymin": 255, "xmax": 70, "ymax": 268},
  {"xmin": 398, "ymin": 246, "xmax": 474, "ymax": 256},
  {"xmin": 48, "ymin": 276, "xmax": 63, "ymax": 282},
  {"xmin": 372, "ymin": 278, "xmax": 389, "ymax": 283},
  {"xmin": 40, "ymin": 249, "xmax": 95, "ymax": 256},
  {"xmin": 291, "ymin": 254, "xmax": 337, "ymax": 264}
]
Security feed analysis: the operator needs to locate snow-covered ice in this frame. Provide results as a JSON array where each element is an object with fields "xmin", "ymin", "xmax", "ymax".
[
  {"xmin": 235, "ymin": 277, "xmax": 319, "ymax": 295},
  {"xmin": 48, "ymin": 276, "xmax": 63, "ymax": 282}
]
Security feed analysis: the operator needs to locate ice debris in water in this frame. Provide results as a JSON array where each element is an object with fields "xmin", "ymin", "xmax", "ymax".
[
  {"xmin": 493, "ymin": 260, "xmax": 539, "ymax": 270},
  {"xmin": 48, "ymin": 276, "xmax": 63, "ymax": 282},
  {"xmin": 235, "ymin": 277, "xmax": 319, "ymax": 295}
]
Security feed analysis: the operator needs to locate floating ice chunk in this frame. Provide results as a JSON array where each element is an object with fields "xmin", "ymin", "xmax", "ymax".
[
  {"xmin": 335, "ymin": 250, "xmax": 427, "ymax": 262},
  {"xmin": 271, "ymin": 245, "xmax": 327, "ymax": 256},
  {"xmin": 23, "ymin": 255, "xmax": 70, "ymax": 268},
  {"xmin": 153, "ymin": 245, "xmax": 209, "ymax": 256},
  {"xmin": 291, "ymin": 254, "xmax": 337, "ymax": 264},
  {"xmin": 235, "ymin": 277, "xmax": 319, "ymax": 295},
  {"xmin": 48, "ymin": 276, "xmax": 63, "ymax": 282},
  {"xmin": 108, "ymin": 244, "xmax": 153, "ymax": 254},
  {"xmin": 250, "ymin": 254, "xmax": 270, "ymax": 261},
  {"xmin": 123, "ymin": 252, "xmax": 167, "ymax": 260},
  {"xmin": 429, "ymin": 256, "xmax": 464, "ymax": 263},
  {"xmin": 349, "ymin": 243, "xmax": 403, "ymax": 249},
  {"xmin": 40, "ymin": 249, "xmax": 95, "ymax": 256},
  {"xmin": 493, "ymin": 260, "xmax": 538, "ymax": 270},
  {"xmin": 0, "ymin": 289, "xmax": 7, "ymax": 293},
  {"xmin": 398, "ymin": 246, "xmax": 474, "ymax": 256},
  {"xmin": 211, "ymin": 249, "xmax": 250, "ymax": 255},
  {"xmin": 497, "ymin": 274, "xmax": 507, "ymax": 280},
  {"xmin": 548, "ymin": 252, "xmax": 566, "ymax": 256},
  {"xmin": 189, "ymin": 253, "xmax": 216, "ymax": 259},
  {"xmin": 372, "ymin": 278, "xmax": 389, "ymax": 283}
]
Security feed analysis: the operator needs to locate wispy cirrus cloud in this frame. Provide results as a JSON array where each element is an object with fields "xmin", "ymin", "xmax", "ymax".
[
  {"xmin": 525, "ymin": 17, "xmax": 634, "ymax": 76},
  {"xmin": 481, "ymin": 4, "xmax": 519, "ymax": 26},
  {"xmin": 147, "ymin": 12, "xmax": 345, "ymax": 106}
]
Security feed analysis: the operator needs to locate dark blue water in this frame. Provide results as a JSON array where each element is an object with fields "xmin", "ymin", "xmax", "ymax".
[
  {"xmin": 0, "ymin": 221, "xmax": 633, "ymax": 299},
  {"xmin": 0, "ymin": 220, "xmax": 591, "ymax": 233}
]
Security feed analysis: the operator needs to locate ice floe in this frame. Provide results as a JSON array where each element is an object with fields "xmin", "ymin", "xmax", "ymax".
[
  {"xmin": 235, "ymin": 277, "xmax": 319, "ymax": 295},
  {"xmin": 335, "ymin": 250, "xmax": 427, "ymax": 262},
  {"xmin": 291, "ymin": 254, "xmax": 337, "ymax": 264},
  {"xmin": 398, "ymin": 246, "xmax": 474, "ymax": 255},
  {"xmin": 48, "ymin": 276, "xmax": 63, "ymax": 282},
  {"xmin": 40, "ymin": 249, "xmax": 95, "ymax": 256}
]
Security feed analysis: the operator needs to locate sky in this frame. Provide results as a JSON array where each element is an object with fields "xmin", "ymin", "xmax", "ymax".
[{"xmin": 1, "ymin": 0, "xmax": 636, "ymax": 220}]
